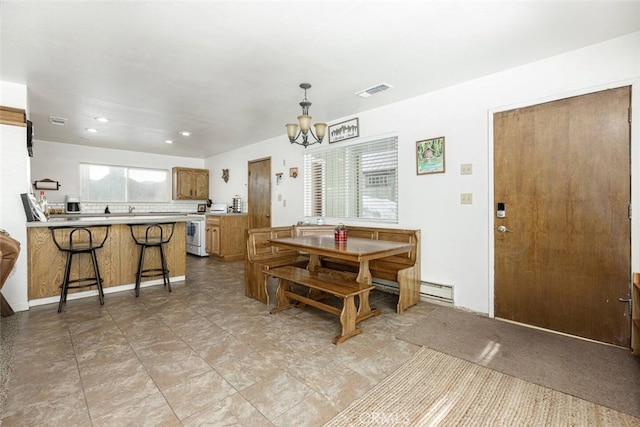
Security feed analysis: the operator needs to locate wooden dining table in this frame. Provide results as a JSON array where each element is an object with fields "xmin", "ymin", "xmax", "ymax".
[{"xmin": 268, "ymin": 234, "xmax": 415, "ymax": 320}]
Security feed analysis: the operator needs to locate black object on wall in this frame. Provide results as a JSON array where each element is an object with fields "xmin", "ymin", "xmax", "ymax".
[
  {"xmin": 20, "ymin": 193, "xmax": 35, "ymax": 222},
  {"xmin": 26, "ymin": 120, "xmax": 33, "ymax": 157}
]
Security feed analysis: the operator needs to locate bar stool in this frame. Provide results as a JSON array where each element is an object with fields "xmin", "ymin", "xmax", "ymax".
[
  {"xmin": 128, "ymin": 222, "xmax": 175, "ymax": 297},
  {"xmin": 50, "ymin": 225, "xmax": 110, "ymax": 313}
]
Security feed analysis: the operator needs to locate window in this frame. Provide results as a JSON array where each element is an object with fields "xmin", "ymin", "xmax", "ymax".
[
  {"xmin": 304, "ymin": 136, "xmax": 398, "ymax": 221},
  {"xmin": 80, "ymin": 163, "xmax": 169, "ymax": 202}
]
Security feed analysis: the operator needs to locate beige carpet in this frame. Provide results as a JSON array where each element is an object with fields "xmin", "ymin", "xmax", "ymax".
[
  {"xmin": 395, "ymin": 306, "xmax": 640, "ymax": 418},
  {"xmin": 326, "ymin": 347, "xmax": 640, "ymax": 426}
]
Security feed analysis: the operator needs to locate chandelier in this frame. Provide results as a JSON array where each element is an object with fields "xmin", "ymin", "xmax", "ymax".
[{"xmin": 286, "ymin": 83, "xmax": 327, "ymax": 148}]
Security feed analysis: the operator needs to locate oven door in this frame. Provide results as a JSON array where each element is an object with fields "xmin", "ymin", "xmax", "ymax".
[{"xmin": 186, "ymin": 221, "xmax": 201, "ymax": 247}]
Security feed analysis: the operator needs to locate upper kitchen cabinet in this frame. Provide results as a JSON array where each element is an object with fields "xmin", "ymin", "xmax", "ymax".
[{"xmin": 172, "ymin": 167, "xmax": 209, "ymax": 200}]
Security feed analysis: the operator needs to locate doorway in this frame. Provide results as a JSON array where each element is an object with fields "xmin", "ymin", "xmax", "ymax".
[
  {"xmin": 493, "ymin": 86, "xmax": 631, "ymax": 347},
  {"xmin": 247, "ymin": 157, "xmax": 271, "ymax": 229}
]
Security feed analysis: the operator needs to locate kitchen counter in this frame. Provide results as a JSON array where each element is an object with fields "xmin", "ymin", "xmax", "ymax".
[
  {"xmin": 28, "ymin": 213, "xmax": 202, "ymax": 228},
  {"xmin": 204, "ymin": 213, "xmax": 247, "ymax": 260},
  {"xmin": 205, "ymin": 212, "xmax": 247, "ymax": 216},
  {"xmin": 26, "ymin": 218, "xmax": 187, "ymax": 304}
]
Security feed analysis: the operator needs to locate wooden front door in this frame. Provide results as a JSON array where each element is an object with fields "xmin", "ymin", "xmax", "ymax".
[
  {"xmin": 247, "ymin": 157, "xmax": 271, "ymax": 229},
  {"xmin": 494, "ymin": 86, "xmax": 631, "ymax": 347}
]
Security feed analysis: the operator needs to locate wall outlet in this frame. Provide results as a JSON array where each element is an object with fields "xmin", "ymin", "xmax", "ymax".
[
  {"xmin": 460, "ymin": 193, "xmax": 473, "ymax": 204},
  {"xmin": 460, "ymin": 163, "xmax": 473, "ymax": 175}
]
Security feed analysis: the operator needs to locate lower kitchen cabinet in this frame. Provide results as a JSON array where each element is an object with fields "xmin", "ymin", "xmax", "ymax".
[{"xmin": 206, "ymin": 214, "xmax": 247, "ymax": 261}]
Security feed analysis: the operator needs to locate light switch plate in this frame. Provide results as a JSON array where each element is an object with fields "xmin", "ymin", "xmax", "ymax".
[
  {"xmin": 460, "ymin": 193, "xmax": 473, "ymax": 204},
  {"xmin": 460, "ymin": 163, "xmax": 473, "ymax": 175}
]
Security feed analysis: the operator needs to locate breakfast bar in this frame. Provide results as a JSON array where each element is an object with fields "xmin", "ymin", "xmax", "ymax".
[{"xmin": 26, "ymin": 214, "xmax": 190, "ymax": 305}]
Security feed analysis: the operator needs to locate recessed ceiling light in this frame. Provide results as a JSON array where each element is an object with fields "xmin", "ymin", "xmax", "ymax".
[
  {"xmin": 165, "ymin": 140, "xmax": 173, "ymax": 144},
  {"xmin": 86, "ymin": 128, "xmax": 98, "ymax": 133},
  {"xmin": 95, "ymin": 117, "xmax": 109, "ymax": 123},
  {"xmin": 179, "ymin": 131, "xmax": 191, "ymax": 137}
]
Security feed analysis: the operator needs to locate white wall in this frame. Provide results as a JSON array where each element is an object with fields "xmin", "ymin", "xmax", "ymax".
[
  {"xmin": 204, "ymin": 138, "xmax": 308, "ymax": 220},
  {"xmin": 205, "ymin": 32, "xmax": 640, "ymax": 314},
  {"xmin": 0, "ymin": 81, "xmax": 30, "ymax": 311},
  {"xmin": 15, "ymin": 32, "xmax": 640, "ymax": 314},
  {"xmin": 31, "ymin": 141, "xmax": 205, "ymax": 205}
]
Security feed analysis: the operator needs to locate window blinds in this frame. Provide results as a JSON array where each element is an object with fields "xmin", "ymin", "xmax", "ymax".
[{"xmin": 304, "ymin": 136, "xmax": 398, "ymax": 221}]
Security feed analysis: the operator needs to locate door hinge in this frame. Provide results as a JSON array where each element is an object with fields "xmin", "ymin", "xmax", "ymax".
[
  {"xmin": 629, "ymin": 107, "xmax": 632, "ymax": 124},
  {"xmin": 629, "ymin": 203, "xmax": 632, "ymax": 219}
]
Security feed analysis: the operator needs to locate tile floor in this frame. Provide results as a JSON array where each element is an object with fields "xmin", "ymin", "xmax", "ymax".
[{"xmin": 1, "ymin": 255, "xmax": 435, "ymax": 426}]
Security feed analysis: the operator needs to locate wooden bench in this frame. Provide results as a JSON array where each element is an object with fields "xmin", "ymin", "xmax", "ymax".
[
  {"xmin": 268, "ymin": 266, "xmax": 376, "ymax": 344},
  {"xmin": 294, "ymin": 225, "xmax": 421, "ymax": 313},
  {"xmin": 244, "ymin": 226, "xmax": 309, "ymax": 304}
]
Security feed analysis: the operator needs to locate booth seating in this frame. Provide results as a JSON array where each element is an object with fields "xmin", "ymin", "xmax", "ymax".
[
  {"xmin": 244, "ymin": 226, "xmax": 309, "ymax": 305},
  {"xmin": 49, "ymin": 225, "xmax": 111, "ymax": 313},
  {"xmin": 128, "ymin": 222, "xmax": 175, "ymax": 297},
  {"xmin": 245, "ymin": 224, "xmax": 421, "ymax": 313}
]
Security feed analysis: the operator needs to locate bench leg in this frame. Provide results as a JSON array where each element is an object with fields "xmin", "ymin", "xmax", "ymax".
[
  {"xmin": 307, "ymin": 254, "xmax": 321, "ymax": 272},
  {"xmin": 396, "ymin": 268, "xmax": 420, "ymax": 314},
  {"xmin": 261, "ymin": 272, "xmax": 270, "ymax": 305},
  {"xmin": 333, "ymin": 295, "xmax": 362, "ymax": 345},
  {"xmin": 270, "ymin": 278, "xmax": 296, "ymax": 314},
  {"xmin": 355, "ymin": 289, "xmax": 381, "ymax": 323}
]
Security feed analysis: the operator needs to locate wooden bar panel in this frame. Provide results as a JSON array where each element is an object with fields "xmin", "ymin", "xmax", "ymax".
[{"xmin": 28, "ymin": 223, "xmax": 186, "ymax": 299}]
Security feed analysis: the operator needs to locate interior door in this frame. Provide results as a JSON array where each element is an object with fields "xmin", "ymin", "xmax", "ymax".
[
  {"xmin": 494, "ymin": 86, "xmax": 631, "ymax": 347},
  {"xmin": 248, "ymin": 157, "xmax": 271, "ymax": 229}
]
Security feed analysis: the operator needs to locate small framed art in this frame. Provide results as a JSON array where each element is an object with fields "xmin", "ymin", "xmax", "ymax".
[
  {"xmin": 416, "ymin": 136, "xmax": 445, "ymax": 175},
  {"xmin": 329, "ymin": 118, "xmax": 359, "ymax": 143}
]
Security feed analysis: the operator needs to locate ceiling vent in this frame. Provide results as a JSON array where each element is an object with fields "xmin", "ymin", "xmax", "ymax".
[
  {"xmin": 49, "ymin": 116, "xmax": 67, "ymax": 126},
  {"xmin": 355, "ymin": 82, "xmax": 393, "ymax": 98}
]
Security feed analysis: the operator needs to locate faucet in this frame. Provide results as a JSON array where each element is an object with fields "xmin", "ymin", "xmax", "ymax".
[{"xmin": 128, "ymin": 205, "xmax": 135, "ymax": 213}]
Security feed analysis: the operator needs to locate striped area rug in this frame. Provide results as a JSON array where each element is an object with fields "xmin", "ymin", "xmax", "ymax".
[{"xmin": 325, "ymin": 348, "xmax": 640, "ymax": 426}]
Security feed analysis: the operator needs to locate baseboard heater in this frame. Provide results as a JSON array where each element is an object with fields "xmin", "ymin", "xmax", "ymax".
[
  {"xmin": 372, "ymin": 279, "xmax": 454, "ymax": 305},
  {"xmin": 419, "ymin": 280, "xmax": 454, "ymax": 304}
]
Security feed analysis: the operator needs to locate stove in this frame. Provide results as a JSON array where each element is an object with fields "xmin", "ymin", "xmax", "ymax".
[{"xmin": 186, "ymin": 216, "xmax": 208, "ymax": 257}]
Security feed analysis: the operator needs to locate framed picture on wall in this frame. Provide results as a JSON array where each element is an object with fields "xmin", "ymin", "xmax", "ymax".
[
  {"xmin": 416, "ymin": 136, "xmax": 445, "ymax": 175},
  {"xmin": 329, "ymin": 118, "xmax": 359, "ymax": 143}
]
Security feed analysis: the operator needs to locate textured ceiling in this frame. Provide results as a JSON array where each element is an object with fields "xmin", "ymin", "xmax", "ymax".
[{"xmin": 2, "ymin": 1, "xmax": 639, "ymax": 158}]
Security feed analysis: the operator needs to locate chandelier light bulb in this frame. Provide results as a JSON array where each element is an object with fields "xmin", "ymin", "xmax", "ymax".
[{"xmin": 298, "ymin": 115, "xmax": 312, "ymax": 133}]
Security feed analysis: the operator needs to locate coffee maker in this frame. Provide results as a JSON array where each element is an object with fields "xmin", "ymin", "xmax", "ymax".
[{"xmin": 65, "ymin": 195, "xmax": 81, "ymax": 213}]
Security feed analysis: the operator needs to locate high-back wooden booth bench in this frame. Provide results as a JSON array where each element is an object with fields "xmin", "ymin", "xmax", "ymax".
[
  {"xmin": 244, "ymin": 226, "xmax": 310, "ymax": 304},
  {"xmin": 245, "ymin": 224, "xmax": 421, "ymax": 314}
]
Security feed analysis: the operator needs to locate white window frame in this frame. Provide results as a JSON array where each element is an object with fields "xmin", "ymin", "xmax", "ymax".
[
  {"xmin": 303, "ymin": 135, "xmax": 398, "ymax": 222},
  {"xmin": 80, "ymin": 163, "xmax": 170, "ymax": 202}
]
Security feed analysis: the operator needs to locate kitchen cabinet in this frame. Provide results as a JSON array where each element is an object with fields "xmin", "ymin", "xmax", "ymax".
[
  {"xmin": 172, "ymin": 167, "xmax": 209, "ymax": 200},
  {"xmin": 206, "ymin": 214, "xmax": 247, "ymax": 261}
]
